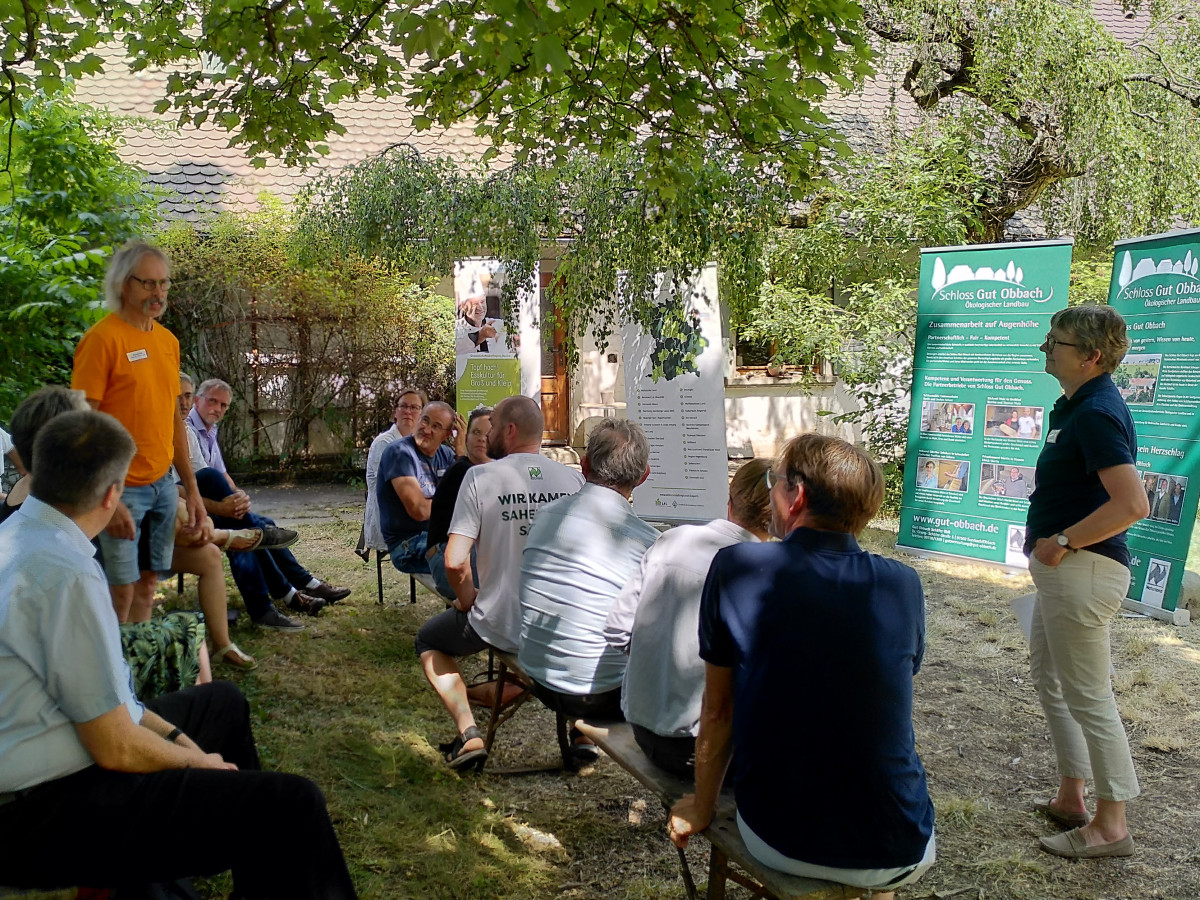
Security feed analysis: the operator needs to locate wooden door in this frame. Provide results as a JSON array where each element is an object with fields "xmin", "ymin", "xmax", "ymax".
[{"xmin": 540, "ymin": 272, "xmax": 570, "ymax": 443}]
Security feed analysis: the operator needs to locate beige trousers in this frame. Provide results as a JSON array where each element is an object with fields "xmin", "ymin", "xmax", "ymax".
[{"xmin": 1029, "ymin": 550, "xmax": 1140, "ymax": 802}]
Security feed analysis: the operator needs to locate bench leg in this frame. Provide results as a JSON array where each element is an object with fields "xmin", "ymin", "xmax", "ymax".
[
  {"xmin": 556, "ymin": 711, "xmax": 576, "ymax": 771},
  {"xmin": 676, "ymin": 845, "xmax": 699, "ymax": 900},
  {"xmin": 483, "ymin": 658, "xmax": 509, "ymax": 756},
  {"xmin": 706, "ymin": 845, "xmax": 729, "ymax": 900},
  {"xmin": 376, "ymin": 551, "xmax": 384, "ymax": 605},
  {"xmin": 409, "ymin": 574, "xmax": 417, "ymax": 604}
]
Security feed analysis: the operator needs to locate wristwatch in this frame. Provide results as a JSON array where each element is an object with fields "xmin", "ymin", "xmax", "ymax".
[{"xmin": 1055, "ymin": 533, "xmax": 1076, "ymax": 553}]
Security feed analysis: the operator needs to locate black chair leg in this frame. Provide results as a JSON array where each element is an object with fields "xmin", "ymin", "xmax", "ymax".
[{"xmin": 376, "ymin": 551, "xmax": 384, "ymax": 605}]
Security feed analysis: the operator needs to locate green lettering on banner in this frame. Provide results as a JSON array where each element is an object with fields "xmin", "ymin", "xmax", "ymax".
[
  {"xmin": 1107, "ymin": 228, "xmax": 1200, "ymax": 613},
  {"xmin": 897, "ymin": 240, "xmax": 1073, "ymax": 569}
]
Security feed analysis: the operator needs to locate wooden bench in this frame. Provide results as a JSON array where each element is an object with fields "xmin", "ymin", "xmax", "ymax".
[{"xmin": 574, "ymin": 721, "xmax": 857, "ymax": 900}]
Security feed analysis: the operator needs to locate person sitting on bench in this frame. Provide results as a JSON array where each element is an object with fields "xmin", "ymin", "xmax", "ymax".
[
  {"xmin": 376, "ymin": 400, "xmax": 462, "ymax": 576},
  {"xmin": 518, "ymin": 419, "xmax": 657, "ymax": 763},
  {"xmin": 424, "ymin": 406, "xmax": 492, "ymax": 600},
  {"xmin": 415, "ymin": 396, "xmax": 582, "ymax": 769},
  {"xmin": 0, "ymin": 409, "xmax": 357, "ymax": 898},
  {"xmin": 603, "ymin": 457, "xmax": 771, "ymax": 778},
  {"xmin": 668, "ymin": 434, "xmax": 935, "ymax": 900}
]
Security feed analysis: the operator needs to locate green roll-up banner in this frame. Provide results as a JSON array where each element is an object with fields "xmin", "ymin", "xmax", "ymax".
[
  {"xmin": 897, "ymin": 240, "xmax": 1074, "ymax": 566},
  {"xmin": 1107, "ymin": 228, "xmax": 1200, "ymax": 614}
]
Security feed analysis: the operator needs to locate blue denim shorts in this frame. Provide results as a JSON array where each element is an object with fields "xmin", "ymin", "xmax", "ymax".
[
  {"xmin": 388, "ymin": 532, "xmax": 430, "ymax": 574},
  {"xmin": 95, "ymin": 472, "xmax": 178, "ymax": 585}
]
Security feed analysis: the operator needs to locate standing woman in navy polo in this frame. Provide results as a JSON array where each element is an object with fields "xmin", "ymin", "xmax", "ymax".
[{"xmin": 1023, "ymin": 304, "xmax": 1149, "ymax": 860}]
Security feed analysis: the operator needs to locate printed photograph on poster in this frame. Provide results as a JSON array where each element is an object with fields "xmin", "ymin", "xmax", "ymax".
[
  {"xmin": 1114, "ymin": 353, "xmax": 1161, "ymax": 405},
  {"xmin": 980, "ymin": 464, "xmax": 1036, "ymax": 500},
  {"xmin": 1141, "ymin": 471, "xmax": 1187, "ymax": 524},
  {"xmin": 453, "ymin": 259, "xmax": 515, "ymax": 356},
  {"xmin": 916, "ymin": 458, "xmax": 970, "ymax": 492},
  {"xmin": 983, "ymin": 404, "xmax": 1043, "ymax": 440},
  {"xmin": 1141, "ymin": 557, "xmax": 1172, "ymax": 609},
  {"xmin": 920, "ymin": 401, "xmax": 976, "ymax": 435},
  {"xmin": 1006, "ymin": 525, "xmax": 1028, "ymax": 567}
]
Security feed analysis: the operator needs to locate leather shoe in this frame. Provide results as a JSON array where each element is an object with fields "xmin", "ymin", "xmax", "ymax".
[
  {"xmin": 287, "ymin": 591, "xmax": 327, "ymax": 617},
  {"xmin": 258, "ymin": 525, "xmax": 299, "ymax": 550},
  {"xmin": 1039, "ymin": 827, "xmax": 1134, "ymax": 859},
  {"xmin": 1034, "ymin": 800, "xmax": 1088, "ymax": 829},
  {"xmin": 305, "ymin": 580, "xmax": 351, "ymax": 603}
]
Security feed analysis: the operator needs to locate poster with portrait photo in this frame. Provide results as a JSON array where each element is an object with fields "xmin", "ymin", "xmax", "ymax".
[
  {"xmin": 980, "ymin": 463, "xmax": 1037, "ymax": 500},
  {"xmin": 1143, "ymin": 472, "xmax": 1188, "ymax": 525},
  {"xmin": 983, "ymin": 404, "xmax": 1044, "ymax": 441},
  {"xmin": 916, "ymin": 457, "xmax": 970, "ymax": 493},
  {"xmin": 1114, "ymin": 353, "xmax": 1162, "ymax": 406},
  {"xmin": 920, "ymin": 400, "xmax": 976, "ymax": 435}
]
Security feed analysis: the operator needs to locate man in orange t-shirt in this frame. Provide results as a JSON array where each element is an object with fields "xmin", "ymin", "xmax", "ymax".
[{"xmin": 72, "ymin": 241, "xmax": 205, "ymax": 622}]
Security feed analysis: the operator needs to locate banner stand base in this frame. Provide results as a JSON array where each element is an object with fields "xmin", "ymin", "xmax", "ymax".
[{"xmin": 1121, "ymin": 598, "xmax": 1190, "ymax": 627}]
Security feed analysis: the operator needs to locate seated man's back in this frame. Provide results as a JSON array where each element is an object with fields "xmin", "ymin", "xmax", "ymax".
[{"xmin": 519, "ymin": 482, "xmax": 658, "ymax": 694}]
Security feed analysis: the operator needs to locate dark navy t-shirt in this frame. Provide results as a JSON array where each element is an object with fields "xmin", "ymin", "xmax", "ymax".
[
  {"xmin": 1023, "ymin": 373, "xmax": 1137, "ymax": 568},
  {"xmin": 376, "ymin": 436, "xmax": 454, "ymax": 548},
  {"xmin": 699, "ymin": 527, "xmax": 934, "ymax": 869}
]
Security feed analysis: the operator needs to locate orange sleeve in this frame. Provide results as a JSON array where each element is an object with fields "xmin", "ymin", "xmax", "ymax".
[{"xmin": 71, "ymin": 320, "xmax": 115, "ymax": 405}]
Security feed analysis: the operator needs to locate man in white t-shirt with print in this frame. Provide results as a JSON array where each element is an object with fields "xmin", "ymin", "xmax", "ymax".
[{"xmin": 414, "ymin": 395, "xmax": 583, "ymax": 770}]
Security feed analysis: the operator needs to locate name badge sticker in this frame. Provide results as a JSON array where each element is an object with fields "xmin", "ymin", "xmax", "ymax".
[
  {"xmin": 1046, "ymin": 429, "xmax": 1060, "ymax": 444},
  {"xmin": 126, "ymin": 349, "xmax": 149, "ymax": 362}
]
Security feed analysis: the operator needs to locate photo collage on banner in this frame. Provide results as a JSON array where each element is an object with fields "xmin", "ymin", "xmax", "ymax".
[
  {"xmin": 453, "ymin": 259, "xmax": 539, "ymax": 415},
  {"xmin": 1107, "ymin": 228, "xmax": 1200, "ymax": 613},
  {"xmin": 897, "ymin": 241, "xmax": 1073, "ymax": 567}
]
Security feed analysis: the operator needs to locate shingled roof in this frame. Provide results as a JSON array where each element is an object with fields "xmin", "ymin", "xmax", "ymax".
[{"xmin": 74, "ymin": 43, "xmax": 502, "ymax": 221}]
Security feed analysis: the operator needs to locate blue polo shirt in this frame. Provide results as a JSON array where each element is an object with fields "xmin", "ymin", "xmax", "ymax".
[
  {"xmin": 376, "ymin": 436, "xmax": 454, "ymax": 548},
  {"xmin": 699, "ymin": 527, "xmax": 933, "ymax": 870},
  {"xmin": 1023, "ymin": 373, "xmax": 1137, "ymax": 568}
]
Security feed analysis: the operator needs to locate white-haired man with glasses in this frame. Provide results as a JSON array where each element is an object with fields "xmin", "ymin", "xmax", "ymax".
[{"xmin": 72, "ymin": 240, "xmax": 205, "ymax": 625}]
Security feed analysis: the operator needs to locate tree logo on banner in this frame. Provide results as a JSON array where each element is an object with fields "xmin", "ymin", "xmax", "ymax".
[
  {"xmin": 928, "ymin": 257, "xmax": 1053, "ymax": 304},
  {"xmin": 1115, "ymin": 250, "xmax": 1200, "ymax": 300}
]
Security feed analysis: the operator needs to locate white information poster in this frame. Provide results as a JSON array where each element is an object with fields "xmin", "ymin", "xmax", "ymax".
[{"xmin": 622, "ymin": 264, "xmax": 728, "ymax": 522}]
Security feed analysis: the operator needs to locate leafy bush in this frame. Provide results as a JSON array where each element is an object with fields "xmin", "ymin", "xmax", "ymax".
[
  {"xmin": 0, "ymin": 90, "xmax": 158, "ymax": 419},
  {"xmin": 159, "ymin": 202, "xmax": 454, "ymax": 466}
]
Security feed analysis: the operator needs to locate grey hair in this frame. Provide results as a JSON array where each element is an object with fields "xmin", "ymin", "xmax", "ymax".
[
  {"xmin": 103, "ymin": 240, "xmax": 170, "ymax": 313},
  {"xmin": 10, "ymin": 386, "xmax": 90, "ymax": 468},
  {"xmin": 196, "ymin": 378, "xmax": 232, "ymax": 398},
  {"xmin": 180, "ymin": 372, "xmax": 195, "ymax": 389},
  {"xmin": 1050, "ymin": 304, "xmax": 1130, "ymax": 374},
  {"xmin": 585, "ymin": 419, "xmax": 650, "ymax": 490}
]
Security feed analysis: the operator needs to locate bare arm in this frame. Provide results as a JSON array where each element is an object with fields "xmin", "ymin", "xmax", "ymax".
[
  {"xmin": 172, "ymin": 412, "xmax": 205, "ymax": 532},
  {"xmin": 1033, "ymin": 463, "xmax": 1149, "ymax": 566},
  {"xmin": 391, "ymin": 475, "xmax": 434, "ymax": 523},
  {"xmin": 75, "ymin": 705, "xmax": 236, "ymax": 773},
  {"xmin": 444, "ymin": 532, "xmax": 477, "ymax": 610},
  {"xmin": 668, "ymin": 663, "xmax": 735, "ymax": 848}
]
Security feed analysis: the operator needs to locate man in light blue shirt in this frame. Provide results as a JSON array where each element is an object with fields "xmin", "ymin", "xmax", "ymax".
[
  {"xmin": 518, "ymin": 419, "xmax": 658, "ymax": 761},
  {"xmin": 0, "ymin": 409, "xmax": 356, "ymax": 898}
]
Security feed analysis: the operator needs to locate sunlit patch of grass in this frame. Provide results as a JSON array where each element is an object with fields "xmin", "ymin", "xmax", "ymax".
[{"xmin": 936, "ymin": 795, "xmax": 989, "ymax": 829}]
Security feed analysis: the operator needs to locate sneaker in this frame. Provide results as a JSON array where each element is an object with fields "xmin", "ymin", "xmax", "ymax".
[
  {"xmin": 287, "ymin": 591, "xmax": 327, "ymax": 617},
  {"xmin": 258, "ymin": 525, "xmax": 300, "ymax": 550},
  {"xmin": 252, "ymin": 606, "xmax": 304, "ymax": 632},
  {"xmin": 305, "ymin": 580, "xmax": 352, "ymax": 603}
]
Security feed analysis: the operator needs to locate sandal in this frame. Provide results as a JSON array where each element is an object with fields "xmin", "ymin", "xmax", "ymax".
[
  {"xmin": 211, "ymin": 642, "xmax": 258, "ymax": 670},
  {"xmin": 217, "ymin": 528, "xmax": 263, "ymax": 552},
  {"xmin": 443, "ymin": 725, "xmax": 487, "ymax": 770}
]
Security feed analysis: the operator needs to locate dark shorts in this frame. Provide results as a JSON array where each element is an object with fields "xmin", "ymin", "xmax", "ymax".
[
  {"xmin": 414, "ymin": 607, "xmax": 490, "ymax": 658},
  {"xmin": 631, "ymin": 723, "xmax": 695, "ymax": 780},
  {"xmin": 529, "ymin": 680, "xmax": 624, "ymax": 722}
]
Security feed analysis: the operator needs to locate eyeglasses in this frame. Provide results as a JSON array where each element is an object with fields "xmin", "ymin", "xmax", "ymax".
[
  {"xmin": 1043, "ymin": 333, "xmax": 1078, "ymax": 352},
  {"xmin": 128, "ymin": 275, "xmax": 171, "ymax": 291},
  {"xmin": 764, "ymin": 468, "xmax": 795, "ymax": 491},
  {"xmin": 397, "ymin": 403, "xmax": 422, "ymax": 412}
]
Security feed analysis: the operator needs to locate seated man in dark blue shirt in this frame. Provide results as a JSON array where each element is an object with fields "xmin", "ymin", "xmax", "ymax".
[
  {"xmin": 376, "ymin": 401, "xmax": 459, "ymax": 574},
  {"xmin": 668, "ymin": 433, "xmax": 935, "ymax": 899}
]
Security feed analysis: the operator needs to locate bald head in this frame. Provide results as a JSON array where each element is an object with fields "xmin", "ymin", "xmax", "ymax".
[{"xmin": 487, "ymin": 396, "xmax": 544, "ymax": 458}]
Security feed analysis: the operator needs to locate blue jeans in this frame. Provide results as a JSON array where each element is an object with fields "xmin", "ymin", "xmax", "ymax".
[
  {"xmin": 195, "ymin": 468, "xmax": 312, "ymax": 619},
  {"xmin": 426, "ymin": 542, "xmax": 477, "ymax": 601},
  {"xmin": 96, "ymin": 471, "xmax": 177, "ymax": 585},
  {"xmin": 387, "ymin": 532, "xmax": 430, "ymax": 575}
]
